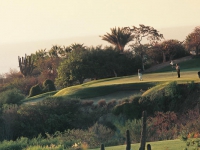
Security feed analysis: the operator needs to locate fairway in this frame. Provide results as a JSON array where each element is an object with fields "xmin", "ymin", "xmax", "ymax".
[{"xmin": 90, "ymin": 139, "xmax": 189, "ymax": 150}]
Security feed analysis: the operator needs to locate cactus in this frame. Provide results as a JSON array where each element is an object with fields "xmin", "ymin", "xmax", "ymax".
[
  {"xmin": 18, "ymin": 54, "xmax": 35, "ymax": 77},
  {"xmin": 100, "ymin": 143, "xmax": 105, "ymax": 150},
  {"xmin": 139, "ymin": 111, "xmax": 147, "ymax": 150},
  {"xmin": 126, "ymin": 129, "xmax": 131, "ymax": 150}
]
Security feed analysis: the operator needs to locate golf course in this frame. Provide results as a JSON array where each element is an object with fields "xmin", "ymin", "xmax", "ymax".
[{"xmin": 18, "ymin": 57, "xmax": 200, "ymax": 150}]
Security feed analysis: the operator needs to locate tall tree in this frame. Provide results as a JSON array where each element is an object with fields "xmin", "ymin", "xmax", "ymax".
[
  {"xmin": 47, "ymin": 45, "xmax": 63, "ymax": 79},
  {"xmin": 130, "ymin": 44, "xmax": 150, "ymax": 69},
  {"xmin": 124, "ymin": 24, "xmax": 164, "ymax": 70},
  {"xmin": 55, "ymin": 44, "xmax": 90, "ymax": 87},
  {"xmin": 161, "ymin": 39, "xmax": 186, "ymax": 62},
  {"xmin": 150, "ymin": 39, "xmax": 187, "ymax": 63},
  {"xmin": 185, "ymin": 26, "xmax": 200, "ymax": 56},
  {"xmin": 100, "ymin": 27, "xmax": 133, "ymax": 52},
  {"xmin": 48, "ymin": 45, "xmax": 63, "ymax": 58}
]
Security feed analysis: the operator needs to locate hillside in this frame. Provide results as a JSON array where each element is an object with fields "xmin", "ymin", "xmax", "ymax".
[
  {"xmin": 144, "ymin": 56, "xmax": 193, "ymax": 73},
  {"xmin": 1, "ymin": 56, "xmax": 200, "ymax": 150}
]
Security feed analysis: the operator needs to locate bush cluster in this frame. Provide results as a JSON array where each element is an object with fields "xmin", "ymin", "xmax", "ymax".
[
  {"xmin": 112, "ymin": 81, "xmax": 183, "ymax": 119},
  {"xmin": 112, "ymin": 95, "xmax": 142, "ymax": 119},
  {"xmin": 0, "ymin": 88, "xmax": 25, "ymax": 106},
  {"xmin": 0, "ymin": 81, "xmax": 199, "ymax": 149},
  {"xmin": 28, "ymin": 79, "xmax": 56, "ymax": 97}
]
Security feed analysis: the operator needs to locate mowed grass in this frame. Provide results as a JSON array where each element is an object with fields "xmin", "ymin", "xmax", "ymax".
[
  {"xmin": 90, "ymin": 139, "xmax": 190, "ymax": 150},
  {"xmin": 54, "ymin": 70, "xmax": 200, "ymax": 99}
]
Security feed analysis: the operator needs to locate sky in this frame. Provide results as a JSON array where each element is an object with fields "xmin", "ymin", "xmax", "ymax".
[{"xmin": 0, "ymin": 0, "xmax": 200, "ymax": 74}]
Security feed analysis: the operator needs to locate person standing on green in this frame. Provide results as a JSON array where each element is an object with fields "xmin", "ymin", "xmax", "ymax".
[
  {"xmin": 176, "ymin": 64, "xmax": 180, "ymax": 78},
  {"xmin": 138, "ymin": 69, "xmax": 143, "ymax": 81}
]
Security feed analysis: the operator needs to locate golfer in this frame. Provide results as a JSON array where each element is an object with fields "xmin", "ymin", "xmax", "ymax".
[
  {"xmin": 176, "ymin": 64, "xmax": 180, "ymax": 78},
  {"xmin": 138, "ymin": 69, "xmax": 143, "ymax": 81}
]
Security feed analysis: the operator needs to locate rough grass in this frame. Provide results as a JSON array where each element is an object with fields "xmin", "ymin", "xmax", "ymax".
[
  {"xmin": 22, "ymin": 91, "xmax": 58, "ymax": 103},
  {"xmin": 142, "ymin": 81, "xmax": 170, "ymax": 97}
]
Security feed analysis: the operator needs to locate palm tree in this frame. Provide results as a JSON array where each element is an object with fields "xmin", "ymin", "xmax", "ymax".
[{"xmin": 100, "ymin": 27, "xmax": 133, "ymax": 52}]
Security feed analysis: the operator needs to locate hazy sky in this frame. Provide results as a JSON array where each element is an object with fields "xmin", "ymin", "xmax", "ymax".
[
  {"xmin": 0, "ymin": 0, "xmax": 200, "ymax": 74},
  {"xmin": 1, "ymin": 0, "xmax": 200, "ymax": 44}
]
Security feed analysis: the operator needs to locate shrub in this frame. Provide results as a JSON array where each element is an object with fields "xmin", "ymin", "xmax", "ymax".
[
  {"xmin": 3, "ymin": 77, "xmax": 39, "ymax": 95},
  {"xmin": 42, "ymin": 79, "xmax": 56, "ymax": 93},
  {"xmin": 112, "ymin": 95, "xmax": 142, "ymax": 119},
  {"xmin": 164, "ymin": 81, "xmax": 182, "ymax": 111},
  {"xmin": 28, "ymin": 84, "xmax": 42, "ymax": 97},
  {"xmin": 139, "ymin": 81, "xmax": 182, "ymax": 114},
  {"xmin": 88, "ymin": 123, "xmax": 115, "ymax": 145},
  {"xmin": 81, "ymin": 100, "xmax": 94, "ymax": 106},
  {"xmin": 98, "ymin": 99, "xmax": 107, "ymax": 107},
  {"xmin": 114, "ymin": 119, "xmax": 142, "ymax": 143},
  {"xmin": 187, "ymin": 81, "xmax": 195, "ymax": 93},
  {"xmin": 147, "ymin": 111, "xmax": 178, "ymax": 141},
  {"xmin": 0, "ymin": 88, "xmax": 25, "ymax": 106}
]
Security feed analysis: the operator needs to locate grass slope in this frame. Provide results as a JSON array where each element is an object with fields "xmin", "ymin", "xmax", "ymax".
[{"xmin": 54, "ymin": 70, "xmax": 199, "ymax": 98}]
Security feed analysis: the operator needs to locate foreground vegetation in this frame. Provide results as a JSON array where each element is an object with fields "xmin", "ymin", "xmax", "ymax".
[{"xmin": 0, "ymin": 79, "xmax": 199, "ymax": 149}]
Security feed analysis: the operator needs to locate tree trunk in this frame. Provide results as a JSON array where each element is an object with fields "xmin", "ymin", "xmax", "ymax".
[
  {"xmin": 162, "ymin": 52, "xmax": 166, "ymax": 62},
  {"xmin": 141, "ymin": 53, "xmax": 145, "ymax": 71}
]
